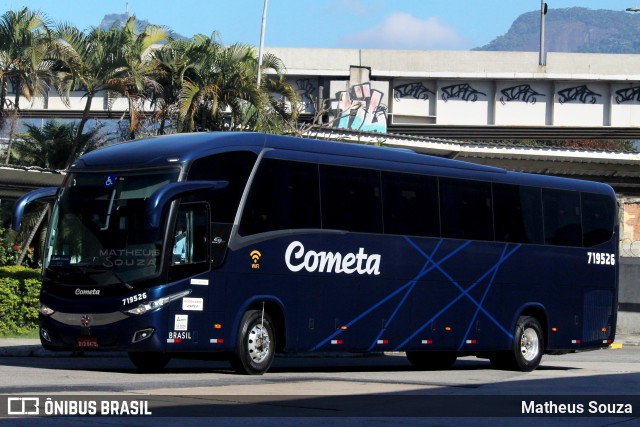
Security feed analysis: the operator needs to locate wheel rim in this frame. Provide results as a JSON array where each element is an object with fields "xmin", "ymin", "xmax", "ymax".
[
  {"xmin": 247, "ymin": 323, "xmax": 271, "ymax": 364},
  {"xmin": 520, "ymin": 327, "xmax": 539, "ymax": 361}
]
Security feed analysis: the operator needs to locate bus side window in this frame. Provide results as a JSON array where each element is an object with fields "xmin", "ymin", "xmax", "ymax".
[
  {"xmin": 171, "ymin": 203, "xmax": 209, "ymax": 266},
  {"xmin": 239, "ymin": 158, "xmax": 320, "ymax": 236},
  {"xmin": 493, "ymin": 184, "xmax": 544, "ymax": 244},
  {"xmin": 440, "ymin": 178, "xmax": 493, "ymax": 241},
  {"xmin": 543, "ymin": 189, "xmax": 582, "ymax": 247},
  {"xmin": 382, "ymin": 171, "xmax": 440, "ymax": 237},
  {"xmin": 187, "ymin": 151, "xmax": 258, "ymax": 223},
  {"xmin": 320, "ymin": 165, "xmax": 383, "ymax": 234},
  {"xmin": 581, "ymin": 192, "xmax": 614, "ymax": 247}
]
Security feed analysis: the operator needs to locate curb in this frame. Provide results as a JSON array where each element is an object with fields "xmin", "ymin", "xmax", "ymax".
[
  {"xmin": 0, "ymin": 339, "xmax": 125, "ymax": 358},
  {"xmin": 0, "ymin": 336, "xmax": 637, "ymax": 358},
  {"xmin": 0, "ymin": 346, "xmax": 126, "ymax": 358}
]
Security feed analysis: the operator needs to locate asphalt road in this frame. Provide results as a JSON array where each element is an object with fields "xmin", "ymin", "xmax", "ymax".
[{"xmin": 0, "ymin": 346, "xmax": 639, "ymax": 426}]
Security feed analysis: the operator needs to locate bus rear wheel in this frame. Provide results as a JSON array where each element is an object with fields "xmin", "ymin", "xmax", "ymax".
[
  {"xmin": 230, "ymin": 310, "xmax": 275, "ymax": 375},
  {"xmin": 406, "ymin": 351, "xmax": 457, "ymax": 370},
  {"xmin": 128, "ymin": 352, "xmax": 171, "ymax": 372},
  {"xmin": 490, "ymin": 316, "xmax": 544, "ymax": 372}
]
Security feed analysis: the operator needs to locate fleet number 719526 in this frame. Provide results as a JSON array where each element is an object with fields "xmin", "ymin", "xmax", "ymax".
[{"xmin": 587, "ymin": 252, "xmax": 615, "ymax": 265}]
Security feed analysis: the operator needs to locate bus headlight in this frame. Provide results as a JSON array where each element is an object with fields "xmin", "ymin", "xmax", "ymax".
[
  {"xmin": 39, "ymin": 304, "xmax": 55, "ymax": 316},
  {"xmin": 123, "ymin": 290, "xmax": 191, "ymax": 316}
]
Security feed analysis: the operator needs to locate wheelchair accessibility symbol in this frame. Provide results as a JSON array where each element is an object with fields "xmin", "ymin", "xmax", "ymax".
[{"xmin": 104, "ymin": 175, "xmax": 117, "ymax": 188}]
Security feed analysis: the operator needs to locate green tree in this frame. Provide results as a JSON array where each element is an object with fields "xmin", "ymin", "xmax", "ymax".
[
  {"xmin": 0, "ymin": 7, "xmax": 54, "ymax": 162},
  {"xmin": 114, "ymin": 16, "xmax": 171, "ymax": 139},
  {"xmin": 247, "ymin": 60, "xmax": 300, "ymax": 134},
  {"xmin": 50, "ymin": 21, "xmax": 129, "ymax": 166},
  {"xmin": 177, "ymin": 34, "xmax": 298, "ymax": 133},
  {"xmin": 149, "ymin": 38, "xmax": 201, "ymax": 134},
  {"xmin": 9, "ymin": 119, "xmax": 104, "ymax": 266},
  {"xmin": 13, "ymin": 120, "xmax": 103, "ymax": 169}
]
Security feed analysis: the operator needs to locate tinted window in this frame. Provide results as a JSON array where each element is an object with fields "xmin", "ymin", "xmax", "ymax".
[
  {"xmin": 382, "ymin": 171, "xmax": 440, "ymax": 237},
  {"xmin": 543, "ymin": 189, "xmax": 582, "ymax": 246},
  {"xmin": 239, "ymin": 159, "xmax": 320, "ymax": 235},
  {"xmin": 168, "ymin": 202, "xmax": 210, "ymax": 281},
  {"xmin": 188, "ymin": 151, "xmax": 257, "ymax": 222},
  {"xmin": 581, "ymin": 193, "xmax": 615, "ymax": 247},
  {"xmin": 320, "ymin": 165, "xmax": 382, "ymax": 233},
  {"xmin": 171, "ymin": 203, "xmax": 209, "ymax": 265},
  {"xmin": 440, "ymin": 178, "xmax": 493, "ymax": 241},
  {"xmin": 493, "ymin": 184, "xmax": 544, "ymax": 244}
]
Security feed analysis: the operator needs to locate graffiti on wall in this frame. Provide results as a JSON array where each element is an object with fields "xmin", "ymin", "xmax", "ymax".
[
  {"xmin": 441, "ymin": 83, "xmax": 486, "ymax": 102},
  {"xmin": 615, "ymin": 87, "xmax": 640, "ymax": 104},
  {"xmin": 393, "ymin": 82, "xmax": 434, "ymax": 101},
  {"xmin": 295, "ymin": 78, "xmax": 317, "ymax": 113},
  {"xmin": 500, "ymin": 84, "xmax": 545, "ymax": 105},
  {"xmin": 557, "ymin": 85, "xmax": 602, "ymax": 104},
  {"xmin": 332, "ymin": 83, "xmax": 387, "ymax": 133}
]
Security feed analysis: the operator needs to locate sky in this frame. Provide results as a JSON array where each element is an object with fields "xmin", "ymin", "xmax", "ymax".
[{"xmin": 0, "ymin": 0, "xmax": 637, "ymax": 50}]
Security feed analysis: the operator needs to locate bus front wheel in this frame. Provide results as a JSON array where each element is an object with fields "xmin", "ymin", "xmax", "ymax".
[
  {"xmin": 128, "ymin": 352, "xmax": 171, "ymax": 372},
  {"xmin": 491, "ymin": 316, "xmax": 544, "ymax": 372},
  {"xmin": 230, "ymin": 310, "xmax": 275, "ymax": 375}
]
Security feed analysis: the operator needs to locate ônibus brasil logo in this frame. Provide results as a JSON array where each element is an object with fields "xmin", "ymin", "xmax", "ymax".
[{"xmin": 284, "ymin": 241, "xmax": 381, "ymax": 275}]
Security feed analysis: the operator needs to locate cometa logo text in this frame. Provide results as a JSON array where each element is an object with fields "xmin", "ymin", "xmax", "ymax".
[
  {"xmin": 75, "ymin": 289, "xmax": 100, "ymax": 296},
  {"xmin": 285, "ymin": 241, "xmax": 381, "ymax": 275}
]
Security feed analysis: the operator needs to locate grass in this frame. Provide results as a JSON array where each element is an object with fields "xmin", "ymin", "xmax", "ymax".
[{"xmin": 0, "ymin": 329, "xmax": 40, "ymax": 339}]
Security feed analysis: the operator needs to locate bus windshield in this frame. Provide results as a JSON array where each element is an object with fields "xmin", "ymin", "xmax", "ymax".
[{"xmin": 44, "ymin": 169, "xmax": 179, "ymax": 287}]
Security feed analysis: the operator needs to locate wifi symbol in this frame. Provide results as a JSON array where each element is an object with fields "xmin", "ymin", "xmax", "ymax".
[{"xmin": 250, "ymin": 250, "xmax": 262, "ymax": 264}]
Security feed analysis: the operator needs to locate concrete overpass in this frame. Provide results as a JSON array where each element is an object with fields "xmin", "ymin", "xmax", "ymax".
[
  {"xmin": 266, "ymin": 48, "xmax": 640, "ymax": 140},
  {"xmin": 5, "ymin": 48, "xmax": 640, "ymax": 197},
  {"xmin": 8, "ymin": 48, "xmax": 640, "ymax": 140}
]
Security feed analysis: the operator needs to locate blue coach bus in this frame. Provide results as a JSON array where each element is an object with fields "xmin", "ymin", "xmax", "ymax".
[{"xmin": 13, "ymin": 132, "xmax": 618, "ymax": 374}]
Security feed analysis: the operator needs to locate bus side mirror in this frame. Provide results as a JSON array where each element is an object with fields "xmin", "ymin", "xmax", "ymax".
[
  {"xmin": 12, "ymin": 187, "xmax": 59, "ymax": 231},
  {"xmin": 145, "ymin": 180, "xmax": 228, "ymax": 228}
]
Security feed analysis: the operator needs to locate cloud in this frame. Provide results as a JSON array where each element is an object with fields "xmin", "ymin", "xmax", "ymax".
[
  {"xmin": 327, "ymin": 0, "xmax": 385, "ymax": 16},
  {"xmin": 338, "ymin": 12, "xmax": 468, "ymax": 50}
]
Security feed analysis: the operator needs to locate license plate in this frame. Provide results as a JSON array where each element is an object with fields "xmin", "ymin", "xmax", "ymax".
[{"xmin": 76, "ymin": 337, "xmax": 99, "ymax": 349}]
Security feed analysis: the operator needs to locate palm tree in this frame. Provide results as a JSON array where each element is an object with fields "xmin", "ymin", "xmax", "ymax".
[
  {"xmin": 10, "ymin": 119, "xmax": 104, "ymax": 266},
  {"xmin": 176, "ymin": 33, "xmax": 228, "ymax": 132},
  {"xmin": 0, "ymin": 7, "xmax": 54, "ymax": 162},
  {"xmin": 177, "ymin": 34, "xmax": 298, "ymax": 133},
  {"xmin": 114, "ymin": 16, "xmax": 171, "ymax": 139},
  {"xmin": 149, "ymin": 38, "xmax": 202, "ymax": 134},
  {"xmin": 245, "ymin": 52, "xmax": 300, "ymax": 133},
  {"xmin": 50, "ymin": 21, "xmax": 131, "ymax": 166},
  {"xmin": 13, "ymin": 119, "xmax": 103, "ymax": 169}
]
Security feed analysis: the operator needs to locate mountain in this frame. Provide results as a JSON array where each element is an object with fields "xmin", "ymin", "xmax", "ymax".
[
  {"xmin": 98, "ymin": 13, "xmax": 186, "ymax": 39},
  {"xmin": 474, "ymin": 7, "xmax": 640, "ymax": 53},
  {"xmin": 99, "ymin": 13, "xmax": 151, "ymax": 32}
]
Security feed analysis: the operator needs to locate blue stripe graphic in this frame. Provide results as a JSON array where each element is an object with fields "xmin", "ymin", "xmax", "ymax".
[{"xmin": 309, "ymin": 238, "xmax": 521, "ymax": 352}]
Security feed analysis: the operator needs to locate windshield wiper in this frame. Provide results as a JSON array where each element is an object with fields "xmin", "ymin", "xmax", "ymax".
[
  {"xmin": 79, "ymin": 263, "xmax": 134, "ymax": 290},
  {"xmin": 58, "ymin": 262, "xmax": 134, "ymax": 290},
  {"xmin": 111, "ymin": 269, "xmax": 134, "ymax": 290}
]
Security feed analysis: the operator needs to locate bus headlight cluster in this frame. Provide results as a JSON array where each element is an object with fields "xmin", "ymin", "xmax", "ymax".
[
  {"xmin": 123, "ymin": 290, "xmax": 191, "ymax": 316},
  {"xmin": 39, "ymin": 304, "xmax": 55, "ymax": 316}
]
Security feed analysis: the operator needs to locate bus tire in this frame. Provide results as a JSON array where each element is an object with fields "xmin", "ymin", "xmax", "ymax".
[
  {"xmin": 491, "ymin": 316, "xmax": 544, "ymax": 372},
  {"xmin": 230, "ymin": 310, "xmax": 275, "ymax": 375},
  {"xmin": 128, "ymin": 352, "xmax": 171, "ymax": 372},
  {"xmin": 406, "ymin": 351, "xmax": 457, "ymax": 370}
]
